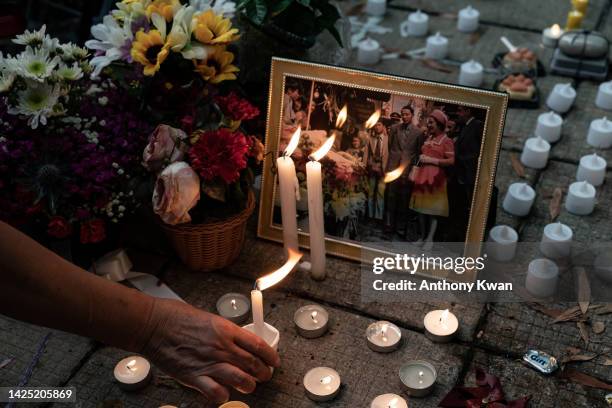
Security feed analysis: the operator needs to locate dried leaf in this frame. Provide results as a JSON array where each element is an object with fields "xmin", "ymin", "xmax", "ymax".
[
  {"xmin": 469, "ymin": 31, "xmax": 482, "ymax": 45},
  {"xmin": 552, "ymin": 306, "xmax": 582, "ymax": 323},
  {"xmin": 549, "ymin": 187, "xmax": 563, "ymax": 221},
  {"xmin": 561, "ymin": 353, "xmax": 597, "ymax": 364},
  {"xmin": 560, "ymin": 368, "xmax": 612, "ymax": 390},
  {"xmin": 0, "ymin": 358, "xmax": 12, "ymax": 369},
  {"xmin": 528, "ymin": 302, "xmax": 563, "ymax": 318},
  {"xmin": 421, "ymin": 58, "xmax": 454, "ymax": 73},
  {"xmin": 566, "ymin": 346, "xmax": 582, "ymax": 355},
  {"xmin": 577, "ymin": 321, "xmax": 590, "ymax": 345},
  {"xmin": 574, "ymin": 267, "xmax": 591, "ymax": 314},
  {"xmin": 510, "ymin": 153, "xmax": 526, "ymax": 178},
  {"xmin": 592, "ymin": 321, "xmax": 606, "ymax": 334}
]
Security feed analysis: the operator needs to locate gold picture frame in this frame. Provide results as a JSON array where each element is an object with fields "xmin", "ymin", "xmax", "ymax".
[{"xmin": 257, "ymin": 57, "xmax": 508, "ymax": 283}]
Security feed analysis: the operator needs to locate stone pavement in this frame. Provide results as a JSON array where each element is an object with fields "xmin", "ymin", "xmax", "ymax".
[{"xmin": 2, "ymin": 1, "xmax": 612, "ymax": 407}]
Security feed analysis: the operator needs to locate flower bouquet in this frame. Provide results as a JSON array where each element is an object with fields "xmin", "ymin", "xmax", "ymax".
[{"xmin": 0, "ymin": 27, "xmax": 153, "ymax": 259}]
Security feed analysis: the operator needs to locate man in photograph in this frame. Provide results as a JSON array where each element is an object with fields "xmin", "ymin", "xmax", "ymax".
[
  {"xmin": 384, "ymin": 105, "xmax": 425, "ymax": 237},
  {"xmin": 283, "ymin": 80, "xmax": 301, "ymax": 125},
  {"xmin": 363, "ymin": 121, "xmax": 389, "ymax": 220}
]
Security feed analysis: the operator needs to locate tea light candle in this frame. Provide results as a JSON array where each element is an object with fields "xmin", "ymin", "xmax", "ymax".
[
  {"xmin": 542, "ymin": 24, "xmax": 564, "ymax": 48},
  {"xmin": 294, "ymin": 304, "xmax": 329, "ymax": 338},
  {"xmin": 457, "ymin": 5, "xmax": 480, "ymax": 32},
  {"xmin": 595, "ymin": 81, "xmax": 612, "ymax": 110},
  {"xmin": 303, "ymin": 367, "xmax": 341, "ymax": 402},
  {"xmin": 458, "ymin": 60, "xmax": 484, "ymax": 87},
  {"xmin": 371, "ymin": 393, "xmax": 408, "ymax": 408},
  {"xmin": 535, "ymin": 111, "xmax": 563, "ymax": 143},
  {"xmin": 425, "ymin": 32, "xmax": 448, "ymax": 59},
  {"xmin": 577, "ymin": 153, "xmax": 606, "ymax": 186},
  {"xmin": 586, "ymin": 117, "xmax": 612, "ymax": 149},
  {"xmin": 113, "ymin": 356, "xmax": 152, "ymax": 391},
  {"xmin": 216, "ymin": 293, "xmax": 250, "ymax": 324},
  {"xmin": 357, "ymin": 38, "xmax": 381, "ymax": 65},
  {"xmin": 487, "ymin": 225, "xmax": 518, "ymax": 262},
  {"xmin": 365, "ymin": 0, "xmax": 386, "ymax": 16},
  {"xmin": 402, "ymin": 9, "xmax": 429, "ymax": 37},
  {"xmin": 565, "ymin": 181, "xmax": 596, "ymax": 215},
  {"xmin": 546, "ymin": 83, "xmax": 576, "ymax": 113},
  {"xmin": 540, "ymin": 222, "xmax": 573, "ymax": 259},
  {"xmin": 502, "ymin": 182, "xmax": 536, "ymax": 216},
  {"xmin": 520, "ymin": 136, "xmax": 550, "ymax": 169},
  {"xmin": 399, "ymin": 360, "xmax": 437, "ymax": 397},
  {"xmin": 366, "ymin": 321, "xmax": 402, "ymax": 352},
  {"xmin": 525, "ymin": 258, "xmax": 559, "ymax": 298},
  {"xmin": 423, "ymin": 309, "xmax": 459, "ymax": 343},
  {"xmin": 219, "ymin": 402, "xmax": 249, "ymax": 408}
]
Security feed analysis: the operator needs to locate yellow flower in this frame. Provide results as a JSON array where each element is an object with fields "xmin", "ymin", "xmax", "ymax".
[
  {"xmin": 193, "ymin": 47, "xmax": 239, "ymax": 84},
  {"xmin": 146, "ymin": 0, "xmax": 180, "ymax": 21},
  {"xmin": 131, "ymin": 30, "xmax": 170, "ymax": 76},
  {"xmin": 192, "ymin": 10, "xmax": 240, "ymax": 45}
]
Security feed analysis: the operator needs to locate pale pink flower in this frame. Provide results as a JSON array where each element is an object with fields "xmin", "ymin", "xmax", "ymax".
[
  {"xmin": 143, "ymin": 124, "xmax": 188, "ymax": 171},
  {"xmin": 153, "ymin": 162, "xmax": 200, "ymax": 225}
]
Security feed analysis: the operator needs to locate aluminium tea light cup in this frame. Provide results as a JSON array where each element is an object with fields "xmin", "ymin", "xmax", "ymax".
[
  {"xmin": 576, "ymin": 153, "xmax": 607, "ymax": 186},
  {"xmin": 540, "ymin": 222, "xmax": 573, "ymax": 259},
  {"xmin": 303, "ymin": 367, "xmax": 341, "ymax": 402},
  {"xmin": 366, "ymin": 321, "xmax": 402, "ymax": 352},
  {"xmin": 370, "ymin": 393, "xmax": 408, "ymax": 408},
  {"xmin": 565, "ymin": 181, "xmax": 596, "ymax": 215},
  {"xmin": 487, "ymin": 225, "xmax": 518, "ymax": 262},
  {"xmin": 113, "ymin": 356, "xmax": 152, "ymax": 391},
  {"xmin": 525, "ymin": 258, "xmax": 559, "ymax": 298},
  {"xmin": 502, "ymin": 183, "xmax": 535, "ymax": 216},
  {"xmin": 399, "ymin": 360, "xmax": 437, "ymax": 397},
  {"xmin": 423, "ymin": 309, "xmax": 459, "ymax": 343},
  {"xmin": 294, "ymin": 304, "xmax": 329, "ymax": 338},
  {"xmin": 535, "ymin": 111, "xmax": 563, "ymax": 143},
  {"xmin": 216, "ymin": 293, "xmax": 250, "ymax": 324}
]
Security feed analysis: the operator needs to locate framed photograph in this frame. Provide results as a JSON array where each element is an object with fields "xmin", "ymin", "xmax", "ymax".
[{"xmin": 257, "ymin": 57, "xmax": 508, "ymax": 282}]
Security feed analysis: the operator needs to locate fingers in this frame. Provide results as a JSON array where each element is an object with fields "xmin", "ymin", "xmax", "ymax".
[
  {"xmin": 225, "ymin": 345, "xmax": 272, "ymax": 382},
  {"xmin": 234, "ymin": 327, "xmax": 281, "ymax": 368},
  {"xmin": 207, "ymin": 363, "xmax": 257, "ymax": 394},
  {"xmin": 186, "ymin": 375, "xmax": 229, "ymax": 404}
]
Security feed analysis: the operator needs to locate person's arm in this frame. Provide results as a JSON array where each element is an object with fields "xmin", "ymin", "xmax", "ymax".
[{"xmin": 0, "ymin": 221, "xmax": 279, "ymax": 404}]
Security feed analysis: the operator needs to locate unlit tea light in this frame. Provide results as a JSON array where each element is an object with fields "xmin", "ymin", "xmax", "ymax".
[
  {"xmin": 457, "ymin": 5, "xmax": 480, "ymax": 32},
  {"xmin": 540, "ymin": 222, "xmax": 573, "ymax": 259},
  {"xmin": 371, "ymin": 393, "xmax": 408, "ymax": 408},
  {"xmin": 423, "ymin": 309, "xmax": 458, "ymax": 343},
  {"xmin": 114, "ymin": 356, "xmax": 152, "ymax": 391},
  {"xmin": 303, "ymin": 367, "xmax": 341, "ymax": 402},
  {"xmin": 526, "ymin": 258, "xmax": 559, "ymax": 298},
  {"xmin": 357, "ymin": 38, "xmax": 381, "ymax": 65},
  {"xmin": 458, "ymin": 60, "xmax": 484, "ymax": 87},
  {"xmin": 520, "ymin": 136, "xmax": 550, "ymax": 169},
  {"xmin": 294, "ymin": 304, "xmax": 329, "ymax": 338},
  {"xmin": 577, "ymin": 153, "xmax": 606, "ymax": 186},
  {"xmin": 535, "ymin": 111, "xmax": 563, "ymax": 143},
  {"xmin": 366, "ymin": 321, "xmax": 402, "ymax": 352},
  {"xmin": 487, "ymin": 225, "xmax": 518, "ymax": 262},
  {"xmin": 503, "ymin": 182, "xmax": 535, "ymax": 216},
  {"xmin": 565, "ymin": 181, "xmax": 596, "ymax": 215},
  {"xmin": 216, "ymin": 293, "xmax": 250, "ymax": 324},
  {"xmin": 400, "ymin": 360, "xmax": 437, "ymax": 397},
  {"xmin": 546, "ymin": 83, "xmax": 576, "ymax": 113},
  {"xmin": 595, "ymin": 81, "xmax": 612, "ymax": 110},
  {"xmin": 425, "ymin": 32, "xmax": 448, "ymax": 59},
  {"xmin": 401, "ymin": 9, "xmax": 429, "ymax": 37},
  {"xmin": 586, "ymin": 117, "xmax": 612, "ymax": 149}
]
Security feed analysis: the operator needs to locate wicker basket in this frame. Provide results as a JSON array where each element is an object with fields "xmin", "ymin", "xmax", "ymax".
[{"xmin": 159, "ymin": 191, "xmax": 255, "ymax": 271}]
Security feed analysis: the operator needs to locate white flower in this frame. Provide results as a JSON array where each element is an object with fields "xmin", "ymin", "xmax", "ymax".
[
  {"xmin": 12, "ymin": 25, "xmax": 47, "ymax": 46},
  {"xmin": 189, "ymin": 0, "xmax": 236, "ymax": 17},
  {"xmin": 167, "ymin": 5, "xmax": 195, "ymax": 53},
  {"xmin": 112, "ymin": 0, "xmax": 150, "ymax": 22},
  {"xmin": 85, "ymin": 15, "xmax": 133, "ymax": 77},
  {"xmin": 0, "ymin": 72, "xmax": 16, "ymax": 92},
  {"xmin": 15, "ymin": 46, "xmax": 61, "ymax": 82},
  {"xmin": 8, "ymin": 81, "xmax": 61, "ymax": 129},
  {"xmin": 60, "ymin": 43, "xmax": 89, "ymax": 61},
  {"xmin": 55, "ymin": 62, "xmax": 83, "ymax": 81}
]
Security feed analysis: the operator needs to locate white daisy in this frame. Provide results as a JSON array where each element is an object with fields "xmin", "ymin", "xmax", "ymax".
[
  {"xmin": 167, "ymin": 5, "xmax": 195, "ymax": 53},
  {"xmin": 0, "ymin": 72, "xmax": 16, "ymax": 92},
  {"xmin": 59, "ymin": 43, "xmax": 89, "ymax": 61},
  {"xmin": 16, "ymin": 46, "xmax": 61, "ymax": 82},
  {"xmin": 85, "ymin": 15, "xmax": 134, "ymax": 77},
  {"xmin": 55, "ymin": 62, "xmax": 83, "ymax": 81},
  {"xmin": 12, "ymin": 25, "xmax": 47, "ymax": 46},
  {"xmin": 8, "ymin": 81, "xmax": 61, "ymax": 129}
]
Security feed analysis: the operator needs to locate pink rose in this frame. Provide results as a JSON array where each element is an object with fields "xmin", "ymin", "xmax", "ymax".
[
  {"xmin": 143, "ymin": 124, "xmax": 188, "ymax": 171},
  {"xmin": 153, "ymin": 162, "xmax": 200, "ymax": 225}
]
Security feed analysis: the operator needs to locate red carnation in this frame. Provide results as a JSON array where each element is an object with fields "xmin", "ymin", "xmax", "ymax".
[
  {"xmin": 189, "ymin": 128, "xmax": 249, "ymax": 184},
  {"xmin": 80, "ymin": 218, "xmax": 106, "ymax": 244},
  {"xmin": 215, "ymin": 92, "xmax": 260, "ymax": 121},
  {"xmin": 47, "ymin": 216, "xmax": 72, "ymax": 239}
]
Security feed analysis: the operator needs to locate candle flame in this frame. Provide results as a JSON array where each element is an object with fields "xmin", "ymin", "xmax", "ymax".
[
  {"xmin": 321, "ymin": 375, "xmax": 332, "ymax": 385},
  {"xmin": 383, "ymin": 163, "xmax": 407, "ymax": 183},
  {"xmin": 126, "ymin": 359, "xmax": 137, "ymax": 372},
  {"xmin": 389, "ymin": 397, "xmax": 398, "ymax": 408},
  {"xmin": 284, "ymin": 127, "xmax": 301, "ymax": 157},
  {"xmin": 309, "ymin": 135, "xmax": 335, "ymax": 161},
  {"xmin": 365, "ymin": 109, "xmax": 381, "ymax": 129},
  {"xmin": 255, "ymin": 248, "xmax": 303, "ymax": 291},
  {"xmin": 311, "ymin": 311, "xmax": 318, "ymax": 324},
  {"xmin": 231, "ymin": 299, "xmax": 237, "ymax": 310},
  {"xmin": 551, "ymin": 24, "xmax": 562, "ymax": 36},
  {"xmin": 381, "ymin": 323, "xmax": 388, "ymax": 342},
  {"xmin": 336, "ymin": 105, "xmax": 348, "ymax": 128}
]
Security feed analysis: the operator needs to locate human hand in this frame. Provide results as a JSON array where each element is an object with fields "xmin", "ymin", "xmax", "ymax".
[
  {"xmin": 141, "ymin": 298, "xmax": 280, "ymax": 404},
  {"xmin": 419, "ymin": 154, "xmax": 432, "ymax": 164}
]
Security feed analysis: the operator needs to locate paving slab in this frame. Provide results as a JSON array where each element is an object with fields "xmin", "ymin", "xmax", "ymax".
[{"xmin": 388, "ymin": 0, "xmax": 607, "ymax": 32}]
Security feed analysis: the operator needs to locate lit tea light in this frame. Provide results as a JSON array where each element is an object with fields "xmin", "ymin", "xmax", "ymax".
[
  {"xmin": 542, "ymin": 24, "xmax": 564, "ymax": 48},
  {"xmin": 399, "ymin": 360, "xmax": 437, "ymax": 397},
  {"xmin": 370, "ymin": 393, "xmax": 408, "ymax": 408},
  {"xmin": 303, "ymin": 367, "xmax": 341, "ymax": 402},
  {"xmin": 423, "ymin": 309, "xmax": 459, "ymax": 343},
  {"xmin": 216, "ymin": 293, "xmax": 250, "ymax": 324},
  {"xmin": 366, "ymin": 321, "xmax": 402, "ymax": 352},
  {"xmin": 218, "ymin": 402, "xmax": 250, "ymax": 408},
  {"xmin": 294, "ymin": 304, "xmax": 329, "ymax": 338},
  {"xmin": 113, "ymin": 356, "xmax": 152, "ymax": 391}
]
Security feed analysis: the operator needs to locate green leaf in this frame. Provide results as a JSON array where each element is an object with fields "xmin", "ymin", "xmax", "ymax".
[
  {"xmin": 270, "ymin": 0, "xmax": 295, "ymax": 17},
  {"xmin": 247, "ymin": 0, "xmax": 268, "ymax": 25}
]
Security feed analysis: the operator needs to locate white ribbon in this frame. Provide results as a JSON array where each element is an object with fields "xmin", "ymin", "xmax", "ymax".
[{"xmin": 93, "ymin": 249, "xmax": 184, "ymax": 302}]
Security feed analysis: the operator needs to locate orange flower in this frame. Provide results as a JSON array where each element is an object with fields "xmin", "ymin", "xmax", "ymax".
[
  {"xmin": 146, "ymin": 0, "xmax": 180, "ymax": 21},
  {"xmin": 193, "ymin": 47, "xmax": 239, "ymax": 84},
  {"xmin": 131, "ymin": 30, "xmax": 170, "ymax": 76}
]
